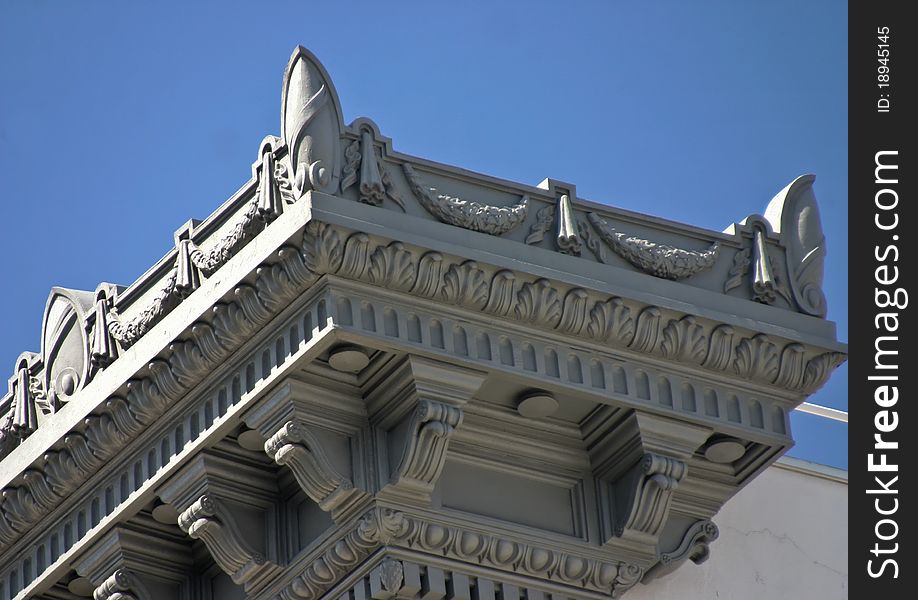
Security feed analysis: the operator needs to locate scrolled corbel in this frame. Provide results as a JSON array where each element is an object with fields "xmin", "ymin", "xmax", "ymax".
[
  {"xmin": 92, "ymin": 568, "xmax": 149, "ymax": 600},
  {"xmin": 177, "ymin": 495, "xmax": 268, "ymax": 585},
  {"xmin": 642, "ymin": 519, "xmax": 719, "ymax": 583},
  {"xmin": 264, "ymin": 420, "xmax": 368, "ymax": 520},
  {"xmin": 384, "ymin": 400, "xmax": 463, "ymax": 503},
  {"xmin": 611, "ymin": 453, "xmax": 687, "ymax": 546}
]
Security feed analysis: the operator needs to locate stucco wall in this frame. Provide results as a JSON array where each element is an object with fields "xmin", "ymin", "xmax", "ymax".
[{"xmin": 629, "ymin": 459, "xmax": 847, "ymax": 600}]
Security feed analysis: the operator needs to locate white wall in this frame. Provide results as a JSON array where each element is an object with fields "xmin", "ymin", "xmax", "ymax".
[{"xmin": 628, "ymin": 459, "xmax": 847, "ymax": 600}]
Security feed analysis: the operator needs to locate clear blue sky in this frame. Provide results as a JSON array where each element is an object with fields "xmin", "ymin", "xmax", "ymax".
[{"xmin": 0, "ymin": 1, "xmax": 847, "ymax": 468}]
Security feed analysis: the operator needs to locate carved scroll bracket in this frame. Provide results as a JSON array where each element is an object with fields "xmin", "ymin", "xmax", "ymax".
[
  {"xmin": 157, "ymin": 452, "xmax": 281, "ymax": 588},
  {"xmin": 242, "ymin": 379, "xmax": 370, "ymax": 521},
  {"xmin": 590, "ymin": 412, "xmax": 710, "ymax": 553},
  {"xmin": 642, "ymin": 519, "xmax": 719, "ymax": 583},
  {"xmin": 178, "ymin": 494, "xmax": 276, "ymax": 585},
  {"xmin": 264, "ymin": 420, "xmax": 369, "ymax": 523},
  {"xmin": 73, "ymin": 526, "xmax": 191, "ymax": 600},
  {"xmin": 610, "ymin": 453, "xmax": 687, "ymax": 546},
  {"xmin": 369, "ymin": 356, "xmax": 486, "ymax": 505},
  {"xmin": 92, "ymin": 568, "xmax": 150, "ymax": 600}
]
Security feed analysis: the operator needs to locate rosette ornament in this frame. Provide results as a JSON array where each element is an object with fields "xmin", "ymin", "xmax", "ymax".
[{"xmin": 280, "ymin": 46, "xmax": 345, "ymax": 196}]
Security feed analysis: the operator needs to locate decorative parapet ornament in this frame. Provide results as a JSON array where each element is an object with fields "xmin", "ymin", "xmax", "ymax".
[
  {"xmin": 586, "ymin": 213, "xmax": 720, "ymax": 280},
  {"xmin": 0, "ymin": 45, "xmax": 845, "ymax": 600}
]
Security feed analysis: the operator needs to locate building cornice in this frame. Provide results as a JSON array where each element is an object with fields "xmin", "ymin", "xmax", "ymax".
[{"xmin": 0, "ymin": 45, "xmax": 846, "ymax": 600}]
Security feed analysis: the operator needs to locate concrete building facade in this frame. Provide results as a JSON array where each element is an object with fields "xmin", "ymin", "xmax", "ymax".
[{"xmin": 0, "ymin": 47, "xmax": 846, "ymax": 599}]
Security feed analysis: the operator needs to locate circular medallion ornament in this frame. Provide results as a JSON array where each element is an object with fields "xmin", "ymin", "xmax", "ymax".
[{"xmin": 516, "ymin": 390, "xmax": 559, "ymax": 418}]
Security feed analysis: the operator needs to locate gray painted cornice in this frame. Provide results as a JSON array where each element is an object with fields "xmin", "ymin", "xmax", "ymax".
[{"xmin": 0, "ymin": 46, "xmax": 845, "ymax": 600}]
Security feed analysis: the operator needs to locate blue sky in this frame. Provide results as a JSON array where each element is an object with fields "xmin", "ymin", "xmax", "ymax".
[{"xmin": 0, "ymin": 1, "xmax": 847, "ymax": 467}]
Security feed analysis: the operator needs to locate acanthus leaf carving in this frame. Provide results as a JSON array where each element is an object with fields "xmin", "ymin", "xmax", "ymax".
[
  {"xmin": 558, "ymin": 288, "xmax": 590, "ymax": 335},
  {"xmin": 440, "ymin": 261, "xmax": 488, "ymax": 309},
  {"xmin": 0, "ymin": 228, "xmax": 354, "ymax": 552},
  {"xmin": 630, "ymin": 307, "xmax": 663, "ymax": 354},
  {"xmin": 368, "ymin": 242, "xmax": 417, "ymax": 293},
  {"xmin": 178, "ymin": 495, "xmax": 269, "ymax": 585},
  {"xmin": 801, "ymin": 352, "xmax": 848, "ymax": 394},
  {"xmin": 264, "ymin": 420, "xmax": 367, "ymax": 519},
  {"xmin": 642, "ymin": 519, "xmax": 719, "ymax": 583},
  {"xmin": 234, "ymin": 284, "xmax": 272, "ymax": 325},
  {"xmin": 211, "ymin": 301, "xmax": 255, "ymax": 350},
  {"xmin": 702, "ymin": 325, "xmax": 736, "ymax": 371},
  {"xmin": 256, "ymin": 245, "xmax": 315, "ymax": 313},
  {"xmin": 374, "ymin": 558, "xmax": 405, "ymax": 595},
  {"xmin": 302, "ymin": 220, "xmax": 343, "ymax": 276},
  {"xmin": 660, "ymin": 316, "xmax": 707, "ymax": 365},
  {"xmin": 338, "ymin": 232, "xmax": 372, "ymax": 280},
  {"xmin": 483, "ymin": 270, "xmax": 517, "ymax": 317},
  {"xmin": 514, "ymin": 279, "xmax": 562, "ymax": 327},
  {"xmin": 403, "ymin": 163, "xmax": 529, "ymax": 235},
  {"xmin": 774, "ymin": 343, "xmax": 807, "ymax": 389},
  {"xmin": 587, "ymin": 297, "xmax": 635, "ymax": 345},
  {"xmin": 733, "ymin": 334, "xmax": 779, "ymax": 383},
  {"xmin": 167, "ymin": 339, "xmax": 207, "ymax": 388},
  {"xmin": 587, "ymin": 212, "xmax": 720, "ymax": 280},
  {"xmin": 411, "ymin": 252, "xmax": 446, "ymax": 299}
]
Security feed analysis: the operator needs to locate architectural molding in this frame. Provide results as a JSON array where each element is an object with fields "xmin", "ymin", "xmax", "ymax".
[
  {"xmin": 396, "ymin": 515, "xmax": 644, "ymax": 598},
  {"xmin": 764, "ymin": 175, "xmax": 827, "ymax": 317},
  {"xmin": 0, "ymin": 44, "xmax": 846, "ymax": 600},
  {"xmin": 72, "ymin": 524, "xmax": 191, "ymax": 600},
  {"xmin": 92, "ymin": 569, "xmax": 149, "ymax": 600},
  {"xmin": 177, "ymin": 495, "xmax": 269, "ymax": 585},
  {"xmin": 300, "ymin": 223, "xmax": 843, "ymax": 395},
  {"xmin": 277, "ymin": 507, "xmax": 409, "ymax": 600},
  {"xmin": 264, "ymin": 420, "xmax": 368, "ymax": 520},
  {"xmin": 612, "ymin": 454, "xmax": 687, "ymax": 544},
  {"xmin": 387, "ymin": 400, "xmax": 463, "ymax": 500},
  {"xmin": 586, "ymin": 213, "xmax": 720, "ymax": 281},
  {"xmin": 402, "ymin": 163, "xmax": 530, "ymax": 235},
  {"xmin": 274, "ymin": 508, "xmax": 645, "ymax": 600},
  {"xmin": 641, "ymin": 519, "xmax": 719, "ymax": 583}
]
